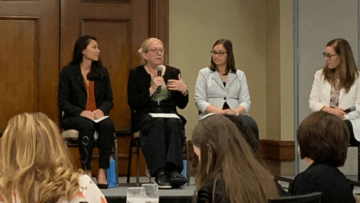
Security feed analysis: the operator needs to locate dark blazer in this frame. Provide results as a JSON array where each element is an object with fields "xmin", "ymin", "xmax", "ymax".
[
  {"xmin": 127, "ymin": 65, "xmax": 188, "ymax": 130},
  {"xmin": 289, "ymin": 162, "xmax": 355, "ymax": 203},
  {"xmin": 58, "ymin": 64, "xmax": 113, "ymax": 118}
]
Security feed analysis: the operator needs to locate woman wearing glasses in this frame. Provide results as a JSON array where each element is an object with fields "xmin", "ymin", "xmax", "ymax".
[
  {"xmin": 127, "ymin": 38, "xmax": 188, "ymax": 189},
  {"xmin": 309, "ymin": 38, "xmax": 360, "ymax": 144},
  {"xmin": 195, "ymin": 39, "xmax": 259, "ymax": 139}
]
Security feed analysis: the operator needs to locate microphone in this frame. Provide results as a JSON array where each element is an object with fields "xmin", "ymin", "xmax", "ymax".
[
  {"xmin": 344, "ymin": 106, "xmax": 356, "ymax": 113},
  {"xmin": 157, "ymin": 65, "xmax": 163, "ymax": 93}
]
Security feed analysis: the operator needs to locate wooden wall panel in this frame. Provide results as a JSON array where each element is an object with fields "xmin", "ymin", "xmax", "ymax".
[
  {"xmin": 0, "ymin": 0, "xmax": 59, "ymax": 129},
  {"xmin": 0, "ymin": 17, "xmax": 38, "ymax": 129}
]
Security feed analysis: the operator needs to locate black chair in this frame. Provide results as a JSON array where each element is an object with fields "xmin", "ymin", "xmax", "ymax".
[
  {"xmin": 268, "ymin": 192, "xmax": 322, "ymax": 203},
  {"xmin": 348, "ymin": 143, "xmax": 360, "ymax": 181},
  {"xmin": 126, "ymin": 130, "xmax": 190, "ymax": 187},
  {"xmin": 61, "ymin": 129, "xmax": 119, "ymax": 184}
]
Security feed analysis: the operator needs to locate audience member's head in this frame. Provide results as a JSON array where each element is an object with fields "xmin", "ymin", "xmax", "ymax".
[
  {"xmin": 224, "ymin": 114, "xmax": 260, "ymax": 153},
  {"xmin": 192, "ymin": 114, "xmax": 278, "ymax": 203},
  {"xmin": 297, "ymin": 111, "xmax": 349, "ymax": 167},
  {"xmin": 0, "ymin": 112, "xmax": 80, "ymax": 203}
]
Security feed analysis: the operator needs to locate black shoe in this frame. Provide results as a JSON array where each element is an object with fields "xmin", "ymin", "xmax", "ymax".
[
  {"xmin": 96, "ymin": 178, "xmax": 109, "ymax": 189},
  {"xmin": 155, "ymin": 169, "xmax": 172, "ymax": 189},
  {"xmin": 168, "ymin": 171, "xmax": 187, "ymax": 188},
  {"xmin": 97, "ymin": 183, "xmax": 109, "ymax": 189}
]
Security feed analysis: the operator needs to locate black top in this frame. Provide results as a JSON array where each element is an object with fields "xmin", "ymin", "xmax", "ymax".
[
  {"xmin": 289, "ymin": 162, "xmax": 355, "ymax": 203},
  {"xmin": 127, "ymin": 65, "xmax": 188, "ymax": 131},
  {"xmin": 58, "ymin": 64, "xmax": 113, "ymax": 118},
  {"xmin": 197, "ymin": 181, "xmax": 229, "ymax": 203}
]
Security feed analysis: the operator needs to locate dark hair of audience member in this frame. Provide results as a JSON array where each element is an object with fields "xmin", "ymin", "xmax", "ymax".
[
  {"xmin": 192, "ymin": 114, "xmax": 279, "ymax": 203},
  {"xmin": 70, "ymin": 35, "xmax": 108, "ymax": 80},
  {"xmin": 297, "ymin": 111, "xmax": 349, "ymax": 167},
  {"xmin": 223, "ymin": 114, "xmax": 260, "ymax": 153}
]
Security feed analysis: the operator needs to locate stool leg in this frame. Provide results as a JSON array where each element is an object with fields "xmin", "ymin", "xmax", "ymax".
[
  {"xmin": 136, "ymin": 139, "xmax": 140, "ymax": 187},
  {"xmin": 114, "ymin": 138, "xmax": 118, "ymax": 186},
  {"xmin": 358, "ymin": 146, "xmax": 360, "ymax": 181},
  {"xmin": 186, "ymin": 139, "xmax": 190, "ymax": 186},
  {"xmin": 127, "ymin": 138, "xmax": 134, "ymax": 184}
]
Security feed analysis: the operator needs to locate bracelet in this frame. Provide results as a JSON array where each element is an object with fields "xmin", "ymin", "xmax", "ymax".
[{"xmin": 182, "ymin": 89, "xmax": 188, "ymax": 96}]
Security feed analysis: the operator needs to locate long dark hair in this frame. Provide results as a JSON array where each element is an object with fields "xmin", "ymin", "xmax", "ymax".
[
  {"xmin": 210, "ymin": 39, "xmax": 236, "ymax": 75},
  {"xmin": 322, "ymin": 38, "xmax": 359, "ymax": 93},
  {"xmin": 70, "ymin": 35, "xmax": 108, "ymax": 80},
  {"xmin": 192, "ymin": 114, "xmax": 279, "ymax": 203}
]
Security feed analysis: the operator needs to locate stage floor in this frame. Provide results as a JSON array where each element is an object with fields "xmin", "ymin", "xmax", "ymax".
[
  {"xmin": 100, "ymin": 175, "xmax": 360, "ymax": 203},
  {"xmin": 100, "ymin": 176, "xmax": 196, "ymax": 203}
]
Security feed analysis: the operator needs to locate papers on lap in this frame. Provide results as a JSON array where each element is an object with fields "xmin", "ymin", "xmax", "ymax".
[
  {"xmin": 149, "ymin": 113, "xmax": 180, "ymax": 119},
  {"xmin": 92, "ymin": 116, "xmax": 109, "ymax": 123}
]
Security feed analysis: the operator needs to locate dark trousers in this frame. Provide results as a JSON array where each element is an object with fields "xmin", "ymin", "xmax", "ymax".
[
  {"xmin": 345, "ymin": 120, "xmax": 359, "ymax": 145},
  {"xmin": 137, "ymin": 115, "xmax": 185, "ymax": 176},
  {"xmin": 235, "ymin": 115, "xmax": 259, "ymax": 140},
  {"xmin": 61, "ymin": 116, "xmax": 115, "ymax": 170}
]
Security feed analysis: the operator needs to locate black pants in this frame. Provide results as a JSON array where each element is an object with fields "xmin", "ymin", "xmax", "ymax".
[
  {"xmin": 62, "ymin": 116, "xmax": 115, "ymax": 170},
  {"xmin": 344, "ymin": 120, "xmax": 359, "ymax": 145},
  {"xmin": 137, "ymin": 115, "xmax": 185, "ymax": 176},
  {"xmin": 234, "ymin": 115, "xmax": 259, "ymax": 140}
]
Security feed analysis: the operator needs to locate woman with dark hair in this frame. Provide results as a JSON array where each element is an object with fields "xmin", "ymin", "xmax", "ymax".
[
  {"xmin": 289, "ymin": 111, "xmax": 355, "ymax": 203},
  {"xmin": 127, "ymin": 38, "xmax": 188, "ymax": 189},
  {"xmin": 309, "ymin": 38, "xmax": 360, "ymax": 144},
  {"xmin": 192, "ymin": 114, "xmax": 279, "ymax": 203},
  {"xmin": 58, "ymin": 35, "xmax": 115, "ymax": 189},
  {"xmin": 195, "ymin": 39, "xmax": 259, "ymax": 138}
]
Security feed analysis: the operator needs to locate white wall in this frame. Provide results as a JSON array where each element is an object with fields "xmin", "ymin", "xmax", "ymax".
[
  {"xmin": 297, "ymin": 0, "xmax": 359, "ymax": 174},
  {"xmin": 169, "ymin": 0, "xmax": 266, "ymax": 140}
]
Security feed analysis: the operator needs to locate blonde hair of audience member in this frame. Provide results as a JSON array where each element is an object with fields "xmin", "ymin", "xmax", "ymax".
[
  {"xmin": 192, "ymin": 114, "xmax": 279, "ymax": 203},
  {"xmin": 138, "ymin": 37, "xmax": 163, "ymax": 63},
  {"xmin": 0, "ymin": 112, "xmax": 81, "ymax": 203}
]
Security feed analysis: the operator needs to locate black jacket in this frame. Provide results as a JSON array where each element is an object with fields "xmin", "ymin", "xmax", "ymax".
[
  {"xmin": 289, "ymin": 162, "xmax": 355, "ymax": 203},
  {"xmin": 127, "ymin": 65, "xmax": 188, "ymax": 130},
  {"xmin": 58, "ymin": 64, "xmax": 113, "ymax": 118}
]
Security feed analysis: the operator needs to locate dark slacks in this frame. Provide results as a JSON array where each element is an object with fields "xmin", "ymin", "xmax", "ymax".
[
  {"xmin": 61, "ymin": 116, "xmax": 115, "ymax": 170},
  {"xmin": 235, "ymin": 114, "xmax": 259, "ymax": 140},
  {"xmin": 345, "ymin": 120, "xmax": 359, "ymax": 145},
  {"xmin": 137, "ymin": 115, "xmax": 185, "ymax": 176}
]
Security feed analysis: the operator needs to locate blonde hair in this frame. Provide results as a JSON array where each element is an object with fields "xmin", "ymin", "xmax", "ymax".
[
  {"xmin": 138, "ymin": 37, "xmax": 163, "ymax": 54},
  {"xmin": 138, "ymin": 38, "xmax": 163, "ymax": 64},
  {"xmin": 0, "ymin": 112, "xmax": 81, "ymax": 203}
]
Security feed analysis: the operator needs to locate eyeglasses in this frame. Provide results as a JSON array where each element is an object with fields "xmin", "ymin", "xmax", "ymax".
[
  {"xmin": 147, "ymin": 49, "xmax": 165, "ymax": 54},
  {"xmin": 210, "ymin": 50, "xmax": 227, "ymax": 56},
  {"xmin": 322, "ymin": 52, "xmax": 337, "ymax": 60}
]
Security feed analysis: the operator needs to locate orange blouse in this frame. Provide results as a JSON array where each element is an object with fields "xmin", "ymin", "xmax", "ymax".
[{"xmin": 85, "ymin": 80, "xmax": 96, "ymax": 112}]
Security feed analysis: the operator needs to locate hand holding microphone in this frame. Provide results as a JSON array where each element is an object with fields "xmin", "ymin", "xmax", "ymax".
[
  {"xmin": 344, "ymin": 106, "xmax": 356, "ymax": 113},
  {"xmin": 326, "ymin": 106, "xmax": 356, "ymax": 118},
  {"xmin": 156, "ymin": 65, "xmax": 164, "ymax": 93}
]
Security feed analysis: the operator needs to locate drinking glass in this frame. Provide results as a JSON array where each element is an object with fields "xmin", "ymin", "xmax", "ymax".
[
  {"xmin": 126, "ymin": 187, "xmax": 146, "ymax": 203},
  {"xmin": 142, "ymin": 183, "xmax": 159, "ymax": 203}
]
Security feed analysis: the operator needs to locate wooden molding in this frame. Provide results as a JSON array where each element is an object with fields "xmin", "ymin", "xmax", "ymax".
[
  {"xmin": 260, "ymin": 139, "xmax": 295, "ymax": 161},
  {"xmin": 149, "ymin": 0, "xmax": 169, "ymax": 64}
]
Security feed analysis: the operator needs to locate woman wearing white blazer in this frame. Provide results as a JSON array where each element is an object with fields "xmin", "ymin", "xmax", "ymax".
[
  {"xmin": 309, "ymin": 38, "xmax": 360, "ymax": 143},
  {"xmin": 195, "ymin": 39, "xmax": 259, "ymax": 139}
]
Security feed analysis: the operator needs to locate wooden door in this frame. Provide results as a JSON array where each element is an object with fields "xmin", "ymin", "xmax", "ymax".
[
  {"xmin": 60, "ymin": 0, "xmax": 169, "ymax": 132},
  {"xmin": 0, "ymin": 0, "xmax": 60, "ymax": 130},
  {"xmin": 60, "ymin": 0, "xmax": 169, "ymax": 175}
]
